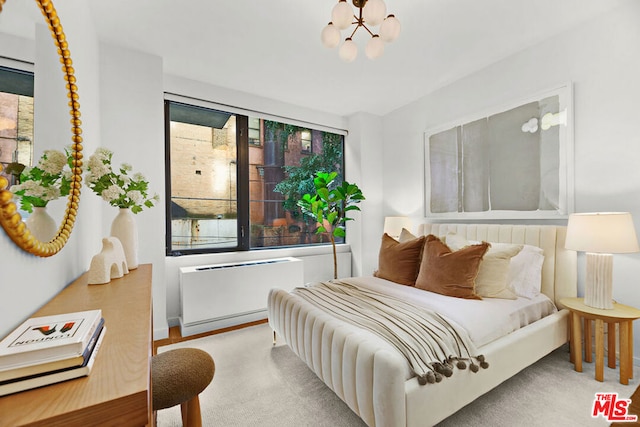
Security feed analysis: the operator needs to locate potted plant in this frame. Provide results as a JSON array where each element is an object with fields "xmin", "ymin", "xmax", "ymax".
[{"xmin": 298, "ymin": 171, "xmax": 365, "ymax": 279}]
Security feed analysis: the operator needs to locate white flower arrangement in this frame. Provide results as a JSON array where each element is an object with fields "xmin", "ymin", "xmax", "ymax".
[
  {"xmin": 85, "ymin": 147, "xmax": 159, "ymax": 213},
  {"xmin": 11, "ymin": 149, "xmax": 72, "ymax": 213}
]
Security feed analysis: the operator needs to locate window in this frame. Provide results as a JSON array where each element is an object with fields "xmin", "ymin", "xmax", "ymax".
[
  {"xmin": 300, "ymin": 129, "xmax": 312, "ymax": 154},
  {"xmin": 165, "ymin": 99, "xmax": 345, "ymax": 255},
  {"xmin": 0, "ymin": 65, "xmax": 34, "ymax": 187},
  {"xmin": 248, "ymin": 116, "xmax": 261, "ymax": 146}
]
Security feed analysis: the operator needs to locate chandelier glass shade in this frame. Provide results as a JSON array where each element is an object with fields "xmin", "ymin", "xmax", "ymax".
[{"xmin": 321, "ymin": 0, "xmax": 401, "ymax": 62}]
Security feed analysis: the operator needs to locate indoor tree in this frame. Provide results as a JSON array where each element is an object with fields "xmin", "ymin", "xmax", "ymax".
[{"xmin": 298, "ymin": 171, "xmax": 365, "ymax": 279}]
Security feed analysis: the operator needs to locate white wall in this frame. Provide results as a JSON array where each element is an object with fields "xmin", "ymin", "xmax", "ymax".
[
  {"xmin": 97, "ymin": 43, "xmax": 168, "ymax": 338},
  {"xmin": 346, "ymin": 112, "xmax": 384, "ymax": 277},
  {"xmin": 382, "ymin": 1, "xmax": 640, "ymax": 357}
]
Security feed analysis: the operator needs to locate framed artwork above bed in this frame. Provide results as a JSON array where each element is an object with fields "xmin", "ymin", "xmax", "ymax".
[{"xmin": 424, "ymin": 83, "xmax": 574, "ymax": 219}]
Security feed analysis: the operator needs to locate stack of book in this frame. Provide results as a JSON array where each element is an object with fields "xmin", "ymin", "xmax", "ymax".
[{"xmin": 0, "ymin": 309, "xmax": 105, "ymax": 397}]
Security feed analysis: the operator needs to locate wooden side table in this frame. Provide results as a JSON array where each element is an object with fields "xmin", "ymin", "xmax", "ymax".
[{"xmin": 561, "ymin": 297, "xmax": 640, "ymax": 385}]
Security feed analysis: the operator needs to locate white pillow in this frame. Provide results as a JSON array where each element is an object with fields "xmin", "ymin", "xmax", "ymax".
[
  {"xmin": 445, "ymin": 233, "xmax": 522, "ymax": 299},
  {"xmin": 508, "ymin": 244, "xmax": 545, "ymax": 299}
]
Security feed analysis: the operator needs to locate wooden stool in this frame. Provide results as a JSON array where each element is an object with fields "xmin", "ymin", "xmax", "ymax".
[{"xmin": 152, "ymin": 348, "xmax": 215, "ymax": 427}]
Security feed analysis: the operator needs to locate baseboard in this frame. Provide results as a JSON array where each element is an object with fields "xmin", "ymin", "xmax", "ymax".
[{"xmin": 179, "ymin": 309, "xmax": 268, "ymax": 337}]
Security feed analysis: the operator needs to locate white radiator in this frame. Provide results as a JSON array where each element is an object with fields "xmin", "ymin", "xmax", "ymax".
[{"xmin": 179, "ymin": 257, "xmax": 303, "ymax": 336}]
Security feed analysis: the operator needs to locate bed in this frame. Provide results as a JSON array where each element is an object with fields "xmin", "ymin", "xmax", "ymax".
[{"xmin": 267, "ymin": 223, "xmax": 577, "ymax": 426}]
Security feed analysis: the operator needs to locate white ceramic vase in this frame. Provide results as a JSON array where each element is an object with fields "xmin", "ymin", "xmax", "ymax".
[
  {"xmin": 26, "ymin": 206, "xmax": 57, "ymax": 242},
  {"xmin": 110, "ymin": 207, "xmax": 139, "ymax": 270}
]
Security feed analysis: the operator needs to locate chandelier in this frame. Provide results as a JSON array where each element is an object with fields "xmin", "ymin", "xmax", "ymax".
[{"xmin": 321, "ymin": 0, "xmax": 401, "ymax": 62}]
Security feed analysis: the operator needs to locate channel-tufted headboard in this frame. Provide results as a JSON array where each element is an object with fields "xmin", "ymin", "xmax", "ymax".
[{"xmin": 418, "ymin": 223, "xmax": 578, "ymax": 308}]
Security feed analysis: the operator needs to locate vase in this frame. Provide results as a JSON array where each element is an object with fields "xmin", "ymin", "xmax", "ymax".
[
  {"xmin": 110, "ymin": 208, "xmax": 138, "ymax": 270},
  {"xmin": 26, "ymin": 206, "xmax": 58, "ymax": 242}
]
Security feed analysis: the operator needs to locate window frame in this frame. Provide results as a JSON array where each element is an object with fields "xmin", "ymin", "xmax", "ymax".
[{"xmin": 164, "ymin": 94, "xmax": 347, "ymax": 256}]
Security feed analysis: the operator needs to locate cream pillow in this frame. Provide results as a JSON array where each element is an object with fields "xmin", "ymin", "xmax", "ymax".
[
  {"xmin": 398, "ymin": 228, "xmax": 418, "ymax": 243},
  {"xmin": 445, "ymin": 233, "xmax": 523, "ymax": 299}
]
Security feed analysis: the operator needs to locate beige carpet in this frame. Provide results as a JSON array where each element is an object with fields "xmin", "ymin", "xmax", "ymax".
[{"xmin": 156, "ymin": 323, "xmax": 638, "ymax": 427}]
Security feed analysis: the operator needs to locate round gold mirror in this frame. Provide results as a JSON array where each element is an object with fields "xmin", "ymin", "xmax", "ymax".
[{"xmin": 0, "ymin": 0, "xmax": 83, "ymax": 257}]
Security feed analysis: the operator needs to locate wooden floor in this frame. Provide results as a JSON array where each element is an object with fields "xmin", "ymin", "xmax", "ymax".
[
  {"xmin": 612, "ymin": 384, "xmax": 640, "ymax": 426},
  {"xmin": 152, "ymin": 318, "xmax": 268, "ymax": 354}
]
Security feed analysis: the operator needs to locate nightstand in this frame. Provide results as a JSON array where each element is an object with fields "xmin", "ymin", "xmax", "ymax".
[{"xmin": 561, "ymin": 297, "xmax": 640, "ymax": 385}]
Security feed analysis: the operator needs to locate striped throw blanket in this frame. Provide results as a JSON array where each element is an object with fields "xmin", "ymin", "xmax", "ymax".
[{"xmin": 292, "ymin": 280, "xmax": 489, "ymax": 385}]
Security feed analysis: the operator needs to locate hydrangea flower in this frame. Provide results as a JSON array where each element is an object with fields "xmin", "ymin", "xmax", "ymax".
[
  {"xmin": 10, "ymin": 149, "xmax": 72, "ymax": 213},
  {"xmin": 85, "ymin": 147, "xmax": 159, "ymax": 213}
]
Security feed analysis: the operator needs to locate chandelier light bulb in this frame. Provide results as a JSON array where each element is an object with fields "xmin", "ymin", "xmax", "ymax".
[
  {"xmin": 321, "ymin": 22, "xmax": 341, "ymax": 48},
  {"xmin": 332, "ymin": 0, "xmax": 354, "ymax": 30},
  {"xmin": 322, "ymin": 1, "xmax": 400, "ymax": 60},
  {"xmin": 363, "ymin": 0, "xmax": 387, "ymax": 26},
  {"xmin": 365, "ymin": 35, "xmax": 385, "ymax": 59},
  {"xmin": 380, "ymin": 14, "xmax": 401, "ymax": 42},
  {"xmin": 339, "ymin": 38, "xmax": 358, "ymax": 62}
]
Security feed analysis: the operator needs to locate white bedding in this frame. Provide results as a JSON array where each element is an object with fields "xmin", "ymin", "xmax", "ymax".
[{"xmin": 342, "ymin": 276, "xmax": 558, "ymax": 347}]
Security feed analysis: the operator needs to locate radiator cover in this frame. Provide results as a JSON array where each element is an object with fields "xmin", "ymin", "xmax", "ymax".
[{"xmin": 179, "ymin": 257, "xmax": 303, "ymax": 335}]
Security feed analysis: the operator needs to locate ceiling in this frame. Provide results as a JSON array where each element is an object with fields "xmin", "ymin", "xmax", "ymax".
[{"xmin": 0, "ymin": 0, "xmax": 624, "ymax": 117}]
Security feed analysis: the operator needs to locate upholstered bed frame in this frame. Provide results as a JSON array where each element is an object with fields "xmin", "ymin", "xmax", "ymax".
[{"xmin": 268, "ymin": 223, "xmax": 577, "ymax": 426}]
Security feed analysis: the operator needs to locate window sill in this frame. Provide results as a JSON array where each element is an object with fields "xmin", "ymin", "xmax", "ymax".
[{"xmin": 165, "ymin": 243, "xmax": 350, "ymax": 265}]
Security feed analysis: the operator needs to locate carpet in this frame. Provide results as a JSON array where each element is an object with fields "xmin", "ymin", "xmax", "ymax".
[{"xmin": 156, "ymin": 323, "xmax": 638, "ymax": 427}]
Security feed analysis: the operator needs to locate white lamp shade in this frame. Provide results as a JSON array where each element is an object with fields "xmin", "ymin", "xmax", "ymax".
[
  {"xmin": 339, "ymin": 38, "xmax": 358, "ymax": 62},
  {"xmin": 383, "ymin": 216, "xmax": 412, "ymax": 238},
  {"xmin": 321, "ymin": 23, "xmax": 341, "ymax": 48},
  {"xmin": 565, "ymin": 212, "xmax": 640, "ymax": 254},
  {"xmin": 332, "ymin": 1, "xmax": 354, "ymax": 30},
  {"xmin": 380, "ymin": 14, "xmax": 401, "ymax": 42},
  {"xmin": 365, "ymin": 35, "xmax": 385, "ymax": 59},
  {"xmin": 363, "ymin": 0, "xmax": 387, "ymax": 26}
]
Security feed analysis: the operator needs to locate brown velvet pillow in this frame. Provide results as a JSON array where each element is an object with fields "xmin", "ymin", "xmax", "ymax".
[
  {"xmin": 374, "ymin": 233, "xmax": 426, "ymax": 286},
  {"xmin": 415, "ymin": 234, "xmax": 489, "ymax": 299}
]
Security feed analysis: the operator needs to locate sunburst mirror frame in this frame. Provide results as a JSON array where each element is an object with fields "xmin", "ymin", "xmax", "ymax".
[{"xmin": 0, "ymin": 0, "xmax": 83, "ymax": 257}]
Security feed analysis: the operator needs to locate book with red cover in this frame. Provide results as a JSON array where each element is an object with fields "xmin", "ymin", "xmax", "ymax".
[{"xmin": 0, "ymin": 309, "xmax": 102, "ymax": 370}]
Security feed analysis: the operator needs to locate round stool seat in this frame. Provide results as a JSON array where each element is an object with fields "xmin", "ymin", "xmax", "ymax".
[{"xmin": 152, "ymin": 348, "xmax": 215, "ymax": 410}]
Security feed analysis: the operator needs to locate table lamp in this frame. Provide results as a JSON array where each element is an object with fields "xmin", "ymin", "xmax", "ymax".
[
  {"xmin": 565, "ymin": 212, "xmax": 639, "ymax": 309},
  {"xmin": 383, "ymin": 216, "xmax": 412, "ymax": 240}
]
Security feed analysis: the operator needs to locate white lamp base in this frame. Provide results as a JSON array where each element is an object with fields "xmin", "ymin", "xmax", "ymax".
[{"xmin": 584, "ymin": 252, "xmax": 613, "ymax": 310}]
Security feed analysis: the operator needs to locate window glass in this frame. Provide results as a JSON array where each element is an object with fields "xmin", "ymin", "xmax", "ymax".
[
  {"xmin": 167, "ymin": 102, "xmax": 239, "ymax": 252},
  {"xmin": 301, "ymin": 129, "xmax": 312, "ymax": 153},
  {"xmin": 248, "ymin": 116, "xmax": 261, "ymax": 146},
  {"xmin": 0, "ymin": 66, "xmax": 34, "ymax": 187},
  {"xmin": 166, "ymin": 100, "xmax": 345, "ymax": 254},
  {"xmin": 251, "ymin": 120, "xmax": 343, "ymax": 248}
]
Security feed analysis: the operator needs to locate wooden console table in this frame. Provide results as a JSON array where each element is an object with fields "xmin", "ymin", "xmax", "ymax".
[{"xmin": 0, "ymin": 264, "xmax": 153, "ymax": 427}]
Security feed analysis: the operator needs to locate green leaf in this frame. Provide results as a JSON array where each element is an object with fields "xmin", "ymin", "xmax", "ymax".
[
  {"xmin": 333, "ymin": 227, "xmax": 346, "ymax": 238},
  {"xmin": 317, "ymin": 187, "xmax": 330, "ymax": 201}
]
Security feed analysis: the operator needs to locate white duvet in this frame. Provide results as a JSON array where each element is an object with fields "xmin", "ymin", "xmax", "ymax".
[{"xmin": 340, "ymin": 276, "xmax": 558, "ymax": 348}]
